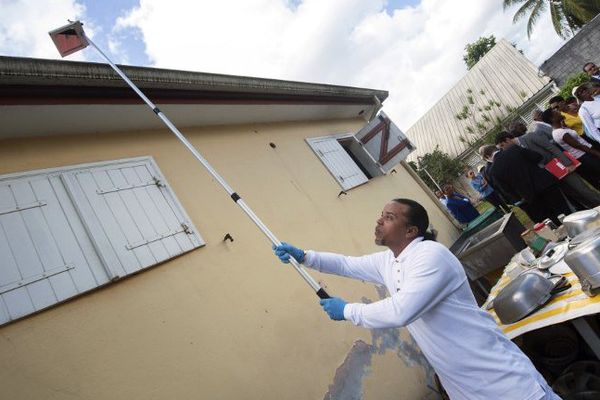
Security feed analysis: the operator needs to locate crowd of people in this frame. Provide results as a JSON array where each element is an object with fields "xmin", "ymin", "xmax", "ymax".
[{"xmin": 437, "ymin": 62, "xmax": 600, "ymax": 226}]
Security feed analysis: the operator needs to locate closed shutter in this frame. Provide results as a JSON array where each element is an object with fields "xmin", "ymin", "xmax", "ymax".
[
  {"xmin": 0, "ymin": 176, "xmax": 109, "ymax": 324},
  {"xmin": 306, "ymin": 137, "xmax": 369, "ymax": 190},
  {"xmin": 355, "ymin": 111, "xmax": 414, "ymax": 173},
  {"xmin": 62, "ymin": 159, "xmax": 203, "ymax": 278},
  {"xmin": 0, "ymin": 157, "xmax": 203, "ymax": 325}
]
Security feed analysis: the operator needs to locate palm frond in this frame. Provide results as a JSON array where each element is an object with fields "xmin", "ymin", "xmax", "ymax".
[
  {"xmin": 561, "ymin": 0, "xmax": 596, "ymax": 22},
  {"xmin": 549, "ymin": 2, "xmax": 569, "ymax": 39},
  {"xmin": 503, "ymin": 0, "xmax": 524, "ymax": 11},
  {"xmin": 526, "ymin": 1, "xmax": 547, "ymax": 38},
  {"xmin": 513, "ymin": 0, "xmax": 541, "ymax": 23}
]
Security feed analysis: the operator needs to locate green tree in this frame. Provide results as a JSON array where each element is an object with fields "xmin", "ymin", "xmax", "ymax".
[
  {"xmin": 558, "ymin": 72, "xmax": 590, "ymax": 99},
  {"xmin": 410, "ymin": 146, "xmax": 467, "ymax": 191},
  {"xmin": 503, "ymin": 0, "xmax": 600, "ymax": 39},
  {"xmin": 463, "ymin": 35, "xmax": 496, "ymax": 70}
]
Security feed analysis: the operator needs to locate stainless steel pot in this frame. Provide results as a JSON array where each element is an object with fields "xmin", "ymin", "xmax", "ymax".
[
  {"xmin": 493, "ymin": 273, "xmax": 568, "ymax": 324},
  {"xmin": 564, "ymin": 232, "xmax": 600, "ymax": 296},
  {"xmin": 563, "ymin": 210, "xmax": 600, "ymax": 238}
]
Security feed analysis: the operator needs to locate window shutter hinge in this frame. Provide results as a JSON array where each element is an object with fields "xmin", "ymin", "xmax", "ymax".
[
  {"xmin": 181, "ymin": 222, "xmax": 193, "ymax": 234},
  {"xmin": 153, "ymin": 176, "xmax": 165, "ymax": 188}
]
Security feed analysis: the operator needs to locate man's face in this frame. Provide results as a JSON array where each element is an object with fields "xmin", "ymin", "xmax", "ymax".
[
  {"xmin": 374, "ymin": 202, "xmax": 416, "ymax": 247},
  {"xmin": 584, "ymin": 63, "xmax": 599, "ymax": 77}
]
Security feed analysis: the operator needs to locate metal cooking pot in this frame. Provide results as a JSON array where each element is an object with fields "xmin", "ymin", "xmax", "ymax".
[
  {"xmin": 562, "ymin": 210, "xmax": 600, "ymax": 238},
  {"xmin": 493, "ymin": 273, "xmax": 568, "ymax": 324},
  {"xmin": 564, "ymin": 231, "xmax": 600, "ymax": 297}
]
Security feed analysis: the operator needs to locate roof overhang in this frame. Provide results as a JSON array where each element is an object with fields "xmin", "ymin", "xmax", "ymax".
[{"xmin": 0, "ymin": 56, "xmax": 388, "ymax": 140}]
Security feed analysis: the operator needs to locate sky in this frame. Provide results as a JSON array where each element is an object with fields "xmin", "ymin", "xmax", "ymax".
[{"xmin": 0, "ymin": 0, "xmax": 570, "ymax": 130}]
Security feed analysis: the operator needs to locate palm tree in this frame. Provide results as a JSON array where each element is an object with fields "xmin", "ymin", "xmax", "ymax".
[{"xmin": 503, "ymin": 0, "xmax": 600, "ymax": 39}]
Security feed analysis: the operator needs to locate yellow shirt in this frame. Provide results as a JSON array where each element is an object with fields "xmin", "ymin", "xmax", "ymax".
[{"xmin": 561, "ymin": 111, "xmax": 584, "ymax": 135}]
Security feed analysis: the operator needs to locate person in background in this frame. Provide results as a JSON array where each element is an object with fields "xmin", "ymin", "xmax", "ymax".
[
  {"xmin": 576, "ymin": 83, "xmax": 600, "ymax": 145},
  {"xmin": 434, "ymin": 189, "xmax": 447, "ymax": 206},
  {"xmin": 273, "ymin": 199, "xmax": 560, "ymax": 400},
  {"xmin": 583, "ymin": 62, "xmax": 600, "ymax": 84},
  {"xmin": 544, "ymin": 108, "xmax": 600, "ymax": 189},
  {"xmin": 493, "ymin": 131, "xmax": 571, "ymax": 225},
  {"xmin": 508, "ymin": 119, "xmax": 600, "ymax": 210},
  {"xmin": 549, "ymin": 95, "xmax": 584, "ymax": 136},
  {"xmin": 566, "ymin": 96, "xmax": 580, "ymax": 113},
  {"xmin": 441, "ymin": 183, "xmax": 480, "ymax": 225},
  {"xmin": 465, "ymin": 169, "xmax": 508, "ymax": 212}
]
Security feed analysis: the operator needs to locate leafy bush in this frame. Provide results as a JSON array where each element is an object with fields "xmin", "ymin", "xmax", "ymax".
[{"xmin": 559, "ymin": 73, "xmax": 590, "ymax": 100}]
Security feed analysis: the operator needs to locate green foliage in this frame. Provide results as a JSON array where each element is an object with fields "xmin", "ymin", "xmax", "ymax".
[
  {"xmin": 411, "ymin": 146, "xmax": 467, "ymax": 191},
  {"xmin": 558, "ymin": 72, "xmax": 590, "ymax": 99},
  {"xmin": 453, "ymin": 85, "xmax": 514, "ymax": 149},
  {"xmin": 503, "ymin": 0, "xmax": 600, "ymax": 39},
  {"xmin": 463, "ymin": 35, "xmax": 496, "ymax": 70}
]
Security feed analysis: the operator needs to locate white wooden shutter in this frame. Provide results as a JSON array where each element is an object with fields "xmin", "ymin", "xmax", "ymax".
[
  {"xmin": 354, "ymin": 111, "xmax": 414, "ymax": 173},
  {"xmin": 306, "ymin": 137, "xmax": 369, "ymax": 190},
  {"xmin": 62, "ymin": 159, "xmax": 203, "ymax": 277},
  {"xmin": 0, "ymin": 157, "xmax": 203, "ymax": 325},
  {"xmin": 0, "ymin": 175, "xmax": 110, "ymax": 324}
]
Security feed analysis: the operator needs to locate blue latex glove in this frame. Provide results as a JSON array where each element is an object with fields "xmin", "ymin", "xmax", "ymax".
[
  {"xmin": 272, "ymin": 242, "xmax": 305, "ymax": 264},
  {"xmin": 319, "ymin": 297, "xmax": 347, "ymax": 321}
]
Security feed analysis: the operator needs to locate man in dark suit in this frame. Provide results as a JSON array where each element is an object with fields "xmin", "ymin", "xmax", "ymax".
[
  {"xmin": 491, "ymin": 132, "xmax": 571, "ymax": 225},
  {"xmin": 584, "ymin": 62, "xmax": 600, "ymax": 84},
  {"xmin": 508, "ymin": 120, "xmax": 600, "ymax": 209}
]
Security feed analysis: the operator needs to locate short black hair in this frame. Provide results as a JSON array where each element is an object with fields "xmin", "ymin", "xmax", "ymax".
[
  {"xmin": 494, "ymin": 131, "xmax": 514, "ymax": 145},
  {"xmin": 565, "ymin": 96, "xmax": 577, "ymax": 103},
  {"xmin": 392, "ymin": 198, "xmax": 436, "ymax": 241},
  {"xmin": 541, "ymin": 108, "xmax": 555, "ymax": 124},
  {"xmin": 549, "ymin": 95, "xmax": 564, "ymax": 104}
]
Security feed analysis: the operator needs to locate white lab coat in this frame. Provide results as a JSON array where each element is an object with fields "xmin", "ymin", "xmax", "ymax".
[{"xmin": 304, "ymin": 238, "xmax": 560, "ymax": 400}]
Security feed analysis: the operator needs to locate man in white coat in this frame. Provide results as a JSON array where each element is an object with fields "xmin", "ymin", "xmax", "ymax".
[{"xmin": 274, "ymin": 198, "xmax": 560, "ymax": 400}]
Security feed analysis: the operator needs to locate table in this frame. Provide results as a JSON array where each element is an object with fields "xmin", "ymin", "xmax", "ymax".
[{"xmin": 484, "ymin": 256, "xmax": 600, "ymax": 359}]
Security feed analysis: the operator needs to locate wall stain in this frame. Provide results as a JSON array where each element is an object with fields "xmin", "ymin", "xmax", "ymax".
[{"xmin": 323, "ymin": 285, "xmax": 440, "ymax": 400}]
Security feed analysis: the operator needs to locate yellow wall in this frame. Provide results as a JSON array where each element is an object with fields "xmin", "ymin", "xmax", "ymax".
[{"xmin": 0, "ymin": 118, "xmax": 458, "ymax": 400}]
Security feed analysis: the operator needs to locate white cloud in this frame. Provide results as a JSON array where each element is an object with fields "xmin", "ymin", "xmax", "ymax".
[
  {"xmin": 1, "ymin": 0, "xmax": 570, "ymax": 130},
  {"xmin": 0, "ymin": 0, "xmax": 87, "ymax": 60},
  {"xmin": 115, "ymin": 0, "xmax": 569, "ymax": 129}
]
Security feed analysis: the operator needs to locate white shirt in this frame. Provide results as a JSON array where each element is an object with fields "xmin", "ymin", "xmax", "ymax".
[
  {"xmin": 552, "ymin": 127, "xmax": 590, "ymax": 159},
  {"xmin": 305, "ymin": 238, "xmax": 556, "ymax": 400},
  {"xmin": 578, "ymin": 95, "xmax": 600, "ymax": 143}
]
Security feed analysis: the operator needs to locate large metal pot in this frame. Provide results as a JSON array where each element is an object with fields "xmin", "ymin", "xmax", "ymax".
[
  {"xmin": 493, "ymin": 273, "xmax": 568, "ymax": 324},
  {"xmin": 562, "ymin": 210, "xmax": 600, "ymax": 238},
  {"xmin": 564, "ymin": 231, "xmax": 600, "ymax": 296}
]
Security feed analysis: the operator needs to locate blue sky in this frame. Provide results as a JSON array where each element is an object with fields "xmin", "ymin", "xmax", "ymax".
[
  {"xmin": 0, "ymin": 0, "xmax": 569, "ymax": 129},
  {"xmin": 81, "ymin": 0, "xmax": 149, "ymax": 65}
]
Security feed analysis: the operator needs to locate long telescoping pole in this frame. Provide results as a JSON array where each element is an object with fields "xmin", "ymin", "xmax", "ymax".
[{"xmin": 53, "ymin": 24, "xmax": 330, "ymax": 299}]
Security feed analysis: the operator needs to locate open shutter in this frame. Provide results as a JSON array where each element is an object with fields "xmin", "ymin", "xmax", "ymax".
[
  {"xmin": 355, "ymin": 111, "xmax": 414, "ymax": 173},
  {"xmin": 306, "ymin": 137, "xmax": 369, "ymax": 190},
  {"xmin": 62, "ymin": 159, "xmax": 204, "ymax": 278}
]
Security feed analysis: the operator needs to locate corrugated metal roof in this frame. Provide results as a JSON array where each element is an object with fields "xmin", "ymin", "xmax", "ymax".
[{"xmin": 406, "ymin": 39, "xmax": 550, "ymax": 160}]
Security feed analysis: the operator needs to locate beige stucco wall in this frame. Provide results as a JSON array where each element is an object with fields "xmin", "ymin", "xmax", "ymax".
[{"xmin": 0, "ymin": 117, "xmax": 459, "ymax": 400}]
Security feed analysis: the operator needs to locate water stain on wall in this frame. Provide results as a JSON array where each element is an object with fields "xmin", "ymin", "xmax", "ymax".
[{"xmin": 323, "ymin": 285, "xmax": 440, "ymax": 400}]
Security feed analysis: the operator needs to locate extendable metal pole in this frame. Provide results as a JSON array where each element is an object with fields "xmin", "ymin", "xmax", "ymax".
[{"xmin": 83, "ymin": 35, "xmax": 329, "ymax": 299}]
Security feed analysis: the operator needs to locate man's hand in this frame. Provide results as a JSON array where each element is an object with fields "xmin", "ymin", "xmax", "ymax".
[
  {"xmin": 272, "ymin": 242, "xmax": 305, "ymax": 264},
  {"xmin": 319, "ymin": 297, "xmax": 347, "ymax": 321}
]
